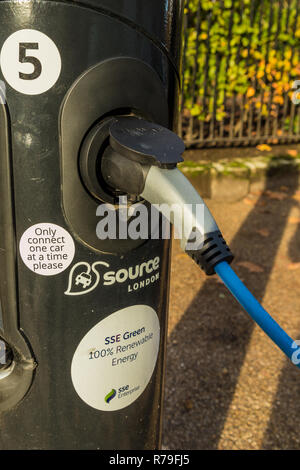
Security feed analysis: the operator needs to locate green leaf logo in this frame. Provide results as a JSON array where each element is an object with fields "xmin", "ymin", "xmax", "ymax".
[{"xmin": 105, "ymin": 389, "xmax": 116, "ymax": 404}]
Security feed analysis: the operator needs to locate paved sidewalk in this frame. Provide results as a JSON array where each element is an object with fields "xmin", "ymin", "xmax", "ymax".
[{"xmin": 163, "ymin": 172, "xmax": 300, "ymax": 450}]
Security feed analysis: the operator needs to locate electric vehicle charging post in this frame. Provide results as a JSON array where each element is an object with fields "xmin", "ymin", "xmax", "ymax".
[
  {"xmin": 0, "ymin": 0, "xmax": 184, "ymax": 450},
  {"xmin": 0, "ymin": 0, "xmax": 299, "ymax": 452}
]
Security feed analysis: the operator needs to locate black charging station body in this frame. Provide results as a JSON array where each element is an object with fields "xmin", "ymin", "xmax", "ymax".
[{"xmin": 0, "ymin": 0, "xmax": 183, "ymax": 449}]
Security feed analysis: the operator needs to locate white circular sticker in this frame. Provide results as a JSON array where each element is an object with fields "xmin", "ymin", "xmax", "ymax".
[
  {"xmin": 71, "ymin": 305, "xmax": 160, "ymax": 411},
  {"xmin": 19, "ymin": 223, "xmax": 75, "ymax": 276},
  {"xmin": 0, "ymin": 29, "xmax": 61, "ymax": 95}
]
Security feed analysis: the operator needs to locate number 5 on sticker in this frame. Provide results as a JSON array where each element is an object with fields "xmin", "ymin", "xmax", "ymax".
[
  {"xmin": 19, "ymin": 43, "xmax": 42, "ymax": 80},
  {"xmin": 0, "ymin": 29, "xmax": 61, "ymax": 95}
]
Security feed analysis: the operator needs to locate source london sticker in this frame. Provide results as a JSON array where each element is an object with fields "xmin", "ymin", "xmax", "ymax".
[
  {"xmin": 71, "ymin": 305, "xmax": 160, "ymax": 411},
  {"xmin": 19, "ymin": 223, "xmax": 75, "ymax": 276}
]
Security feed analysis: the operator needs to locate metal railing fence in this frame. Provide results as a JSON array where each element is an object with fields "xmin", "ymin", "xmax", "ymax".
[{"xmin": 180, "ymin": 0, "xmax": 300, "ymax": 148}]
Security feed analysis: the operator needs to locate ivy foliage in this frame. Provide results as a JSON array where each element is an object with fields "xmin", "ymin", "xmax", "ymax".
[{"xmin": 183, "ymin": 0, "xmax": 300, "ymax": 125}]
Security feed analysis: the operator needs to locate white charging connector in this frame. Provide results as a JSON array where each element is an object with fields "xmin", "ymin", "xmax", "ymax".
[
  {"xmin": 101, "ymin": 116, "xmax": 234, "ymax": 274},
  {"xmin": 141, "ymin": 166, "xmax": 219, "ymax": 251}
]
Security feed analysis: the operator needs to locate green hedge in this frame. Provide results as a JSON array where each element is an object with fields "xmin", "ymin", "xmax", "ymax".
[{"xmin": 183, "ymin": 0, "xmax": 300, "ymax": 124}]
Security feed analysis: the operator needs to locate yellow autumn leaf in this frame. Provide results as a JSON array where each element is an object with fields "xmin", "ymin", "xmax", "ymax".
[
  {"xmin": 256, "ymin": 144, "xmax": 272, "ymax": 151},
  {"xmin": 256, "ymin": 229, "xmax": 270, "ymax": 237},
  {"xmin": 273, "ymin": 95, "xmax": 284, "ymax": 105},
  {"xmin": 246, "ymin": 87, "xmax": 255, "ymax": 98},
  {"xmin": 285, "ymin": 49, "xmax": 292, "ymax": 60},
  {"xmin": 288, "ymin": 263, "xmax": 300, "ymax": 271},
  {"xmin": 261, "ymin": 104, "xmax": 268, "ymax": 116},
  {"xmin": 257, "ymin": 70, "xmax": 264, "ymax": 79},
  {"xmin": 265, "ymin": 190, "xmax": 287, "ymax": 200},
  {"xmin": 243, "ymin": 198, "xmax": 256, "ymax": 206},
  {"xmin": 288, "ymin": 216, "xmax": 300, "ymax": 224},
  {"xmin": 237, "ymin": 261, "xmax": 264, "ymax": 273}
]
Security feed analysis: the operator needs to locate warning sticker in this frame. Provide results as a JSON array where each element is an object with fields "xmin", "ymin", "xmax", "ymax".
[
  {"xmin": 19, "ymin": 223, "xmax": 75, "ymax": 276},
  {"xmin": 71, "ymin": 305, "xmax": 160, "ymax": 411}
]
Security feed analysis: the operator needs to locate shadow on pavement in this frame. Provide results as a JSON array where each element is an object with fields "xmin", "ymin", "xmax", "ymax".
[
  {"xmin": 163, "ymin": 169, "xmax": 299, "ymax": 449},
  {"xmin": 261, "ymin": 189, "xmax": 300, "ymax": 450}
]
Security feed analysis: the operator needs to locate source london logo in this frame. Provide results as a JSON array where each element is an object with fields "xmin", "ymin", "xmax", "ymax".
[
  {"xmin": 65, "ymin": 256, "xmax": 160, "ymax": 296},
  {"xmin": 105, "ymin": 389, "xmax": 116, "ymax": 404}
]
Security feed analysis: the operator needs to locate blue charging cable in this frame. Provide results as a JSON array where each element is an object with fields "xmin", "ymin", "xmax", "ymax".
[{"xmin": 214, "ymin": 261, "xmax": 300, "ymax": 368}]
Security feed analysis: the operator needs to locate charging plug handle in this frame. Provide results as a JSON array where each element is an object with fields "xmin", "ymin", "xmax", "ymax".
[
  {"xmin": 101, "ymin": 117, "xmax": 234, "ymax": 275},
  {"xmin": 109, "ymin": 117, "xmax": 185, "ymax": 168},
  {"xmin": 101, "ymin": 116, "xmax": 185, "ymax": 194}
]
